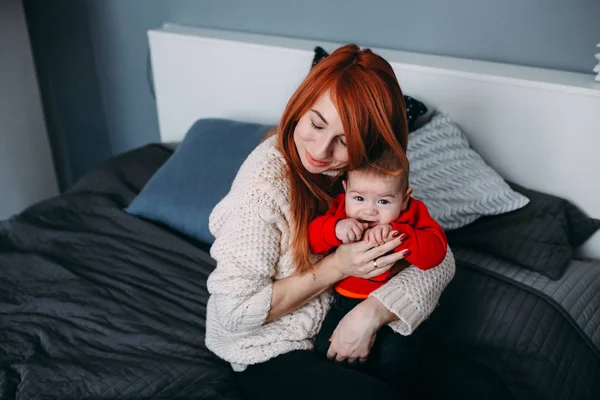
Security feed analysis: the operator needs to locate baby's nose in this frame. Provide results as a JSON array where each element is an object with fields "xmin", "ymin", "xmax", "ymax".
[{"xmin": 363, "ymin": 207, "xmax": 378, "ymax": 216}]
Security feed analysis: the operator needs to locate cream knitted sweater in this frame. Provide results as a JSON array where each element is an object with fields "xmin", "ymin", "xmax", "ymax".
[{"xmin": 205, "ymin": 136, "xmax": 456, "ymax": 371}]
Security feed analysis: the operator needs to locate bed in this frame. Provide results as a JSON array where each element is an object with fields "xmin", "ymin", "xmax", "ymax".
[{"xmin": 1, "ymin": 24, "xmax": 599, "ymax": 399}]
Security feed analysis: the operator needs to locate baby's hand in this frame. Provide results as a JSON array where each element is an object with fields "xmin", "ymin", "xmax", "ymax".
[
  {"xmin": 335, "ymin": 218, "xmax": 368, "ymax": 243},
  {"xmin": 364, "ymin": 224, "xmax": 394, "ymax": 246}
]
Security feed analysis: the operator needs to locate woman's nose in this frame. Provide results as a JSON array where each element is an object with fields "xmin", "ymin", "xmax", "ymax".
[{"xmin": 313, "ymin": 137, "xmax": 333, "ymax": 159}]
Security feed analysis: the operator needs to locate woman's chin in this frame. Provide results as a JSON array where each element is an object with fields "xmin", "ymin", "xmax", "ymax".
[{"xmin": 302, "ymin": 161, "xmax": 326, "ymax": 175}]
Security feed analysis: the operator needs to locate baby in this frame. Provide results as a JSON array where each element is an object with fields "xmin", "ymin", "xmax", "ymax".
[{"xmin": 309, "ymin": 149, "xmax": 447, "ymax": 381}]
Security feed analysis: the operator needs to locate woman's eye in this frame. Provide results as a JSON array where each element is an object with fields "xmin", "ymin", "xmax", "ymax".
[
  {"xmin": 378, "ymin": 199, "xmax": 389, "ymax": 205},
  {"xmin": 354, "ymin": 196, "xmax": 364, "ymax": 201},
  {"xmin": 338, "ymin": 136, "xmax": 346, "ymax": 146},
  {"xmin": 311, "ymin": 122, "xmax": 324, "ymax": 130}
]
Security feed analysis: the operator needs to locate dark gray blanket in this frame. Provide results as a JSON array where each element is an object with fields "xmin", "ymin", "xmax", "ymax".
[
  {"xmin": 0, "ymin": 145, "xmax": 240, "ymax": 400},
  {"xmin": 1, "ymin": 144, "xmax": 598, "ymax": 399},
  {"xmin": 425, "ymin": 248, "xmax": 600, "ymax": 400}
]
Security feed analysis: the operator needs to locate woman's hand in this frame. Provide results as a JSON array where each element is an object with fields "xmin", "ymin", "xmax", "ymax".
[
  {"xmin": 326, "ymin": 297, "xmax": 396, "ymax": 363},
  {"xmin": 333, "ymin": 232, "xmax": 409, "ymax": 280}
]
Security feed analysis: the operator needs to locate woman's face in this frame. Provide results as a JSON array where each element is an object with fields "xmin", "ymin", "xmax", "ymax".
[{"xmin": 293, "ymin": 92, "xmax": 349, "ymax": 174}]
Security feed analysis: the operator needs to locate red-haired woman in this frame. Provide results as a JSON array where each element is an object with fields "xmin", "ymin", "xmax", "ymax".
[{"xmin": 206, "ymin": 44, "xmax": 455, "ymax": 399}]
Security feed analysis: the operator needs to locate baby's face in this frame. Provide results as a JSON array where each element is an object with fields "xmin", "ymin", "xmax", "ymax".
[{"xmin": 343, "ymin": 171, "xmax": 407, "ymax": 227}]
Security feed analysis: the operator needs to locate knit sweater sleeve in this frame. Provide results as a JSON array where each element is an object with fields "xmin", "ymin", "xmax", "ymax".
[
  {"xmin": 369, "ymin": 247, "xmax": 456, "ymax": 335},
  {"xmin": 207, "ymin": 188, "xmax": 282, "ymax": 334}
]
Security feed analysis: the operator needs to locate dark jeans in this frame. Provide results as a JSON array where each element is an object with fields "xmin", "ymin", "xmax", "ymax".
[
  {"xmin": 237, "ymin": 295, "xmax": 514, "ymax": 400},
  {"xmin": 314, "ymin": 293, "xmax": 424, "ymax": 387},
  {"xmin": 236, "ymin": 350, "xmax": 402, "ymax": 400}
]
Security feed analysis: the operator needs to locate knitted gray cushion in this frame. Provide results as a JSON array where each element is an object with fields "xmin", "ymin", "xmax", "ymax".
[{"xmin": 408, "ymin": 113, "xmax": 529, "ymax": 230}]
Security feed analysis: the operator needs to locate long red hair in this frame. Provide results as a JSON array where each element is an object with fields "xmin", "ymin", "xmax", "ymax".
[{"xmin": 275, "ymin": 44, "xmax": 409, "ymax": 273}]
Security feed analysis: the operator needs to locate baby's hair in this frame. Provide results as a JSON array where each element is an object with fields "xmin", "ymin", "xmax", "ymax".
[{"xmin": 351, "ymin": 148, "xmax": 409, "ymax": 193}]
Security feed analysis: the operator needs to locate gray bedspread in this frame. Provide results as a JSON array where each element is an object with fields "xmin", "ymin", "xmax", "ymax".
[
  {"xmin": 2, "ymin": 143, "xmax": 598, "ymax": 400},
  {"xmin": 426, "ymin": 247, "xmax": 600, "ymax": 400}
]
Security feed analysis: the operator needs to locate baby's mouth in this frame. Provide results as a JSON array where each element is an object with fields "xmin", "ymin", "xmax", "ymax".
[{"xmin": 358, "ymin": 219, "xmax": 378, "ymax": 227}]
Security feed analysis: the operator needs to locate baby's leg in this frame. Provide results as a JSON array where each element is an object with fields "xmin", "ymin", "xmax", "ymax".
[
  {"xmin": 368, "ymin": 324, "xmax": 424, "ymax": 387},
  {"xmin": 314, "ymin": 306, "xmax": 343, "ymax": 356},
  {"xmin": 314, "ymin": 294, "xmax": 363, "ymax": 358}
]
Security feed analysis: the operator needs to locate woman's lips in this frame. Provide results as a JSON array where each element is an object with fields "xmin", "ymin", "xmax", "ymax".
[{"xmin": 306, "ymin": 150, "xmax": 330, "ymax": 168}]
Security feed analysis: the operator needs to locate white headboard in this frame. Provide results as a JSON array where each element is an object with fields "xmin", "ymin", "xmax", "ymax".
[{"xmin": 148, "ymin": 23, "xmax": 600, "ymax": 258}]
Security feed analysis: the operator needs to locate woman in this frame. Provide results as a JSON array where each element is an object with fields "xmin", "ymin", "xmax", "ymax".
[{"xmin": 206, "ymin": 44, "xmax": 455, "ymax": 399}]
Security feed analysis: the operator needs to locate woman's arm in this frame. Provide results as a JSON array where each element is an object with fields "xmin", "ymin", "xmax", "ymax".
[
  {"xmin": 326, "ymin": 295, "xmax": 397, "ymax": 362},
  {"xmin": 209, "ymin": 188, "xmax": 408, "ymax": 332},
  {"xmin": 208, "ymin": 190, "xmax": 294, "ymax": 333},
  {"xmin": 268, "ymin": 235, "xmax": 407, "ymax": 321},
  {"xmin": 326, "ymin": 251, "xmax": 455, "ymax": 362},
  {"xmin": 368, "ymin": 247, "xmax": 456, "ymax": 335},
  {"xmin": 209, "ymin": 186, "xmax": 402, "ymax": 333},
  {"xmin": 266, "ymin": 254, "xmax": 342, "ymax": 322}
]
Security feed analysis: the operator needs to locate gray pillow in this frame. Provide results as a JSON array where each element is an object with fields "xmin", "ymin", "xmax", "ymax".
[
  {"xmin": 408, "ymin": 113, "xmax": 529, "ymax": 229},
  {"xmin": 126, "ymin": 119, "xmax": 272, "ymax": 245}
]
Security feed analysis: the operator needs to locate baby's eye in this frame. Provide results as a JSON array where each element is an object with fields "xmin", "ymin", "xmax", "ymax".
[
  {"xmin": 378, "ymin": 199, "xmax": 390, "ymax": 205},
  {"xmin": 353, "ymin": 196, "xmax": 364, "ymax": 202}
]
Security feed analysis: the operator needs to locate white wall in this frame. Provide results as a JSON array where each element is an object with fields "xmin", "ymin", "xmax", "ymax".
[{"xmin": 0, "ymin": 0, "xmax": 58, "ymax": 219}]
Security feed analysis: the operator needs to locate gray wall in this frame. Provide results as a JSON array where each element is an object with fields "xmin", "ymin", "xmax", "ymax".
[
  {"xmin": 24, "ymin": 0, "xmax": 600, "ymax": 188},
  {"xmin": 1, "ymin": 0, "xmax": 58, "ymax": 218}
]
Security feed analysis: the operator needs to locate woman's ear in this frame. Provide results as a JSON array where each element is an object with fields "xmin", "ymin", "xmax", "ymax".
[{"xmin": 401, "ymin": 187, "xmax": 413, "ymax": 211}]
